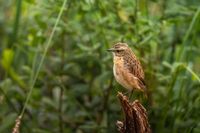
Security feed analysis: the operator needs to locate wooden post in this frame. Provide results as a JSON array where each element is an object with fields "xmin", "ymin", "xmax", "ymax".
[{"xmin": 116, "ymin": 92, "xmax": 151, "ymax": 133}]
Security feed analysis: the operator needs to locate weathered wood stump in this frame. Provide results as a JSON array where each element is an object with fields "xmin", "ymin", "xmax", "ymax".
[{"xmin": 116, "ymin": 92, "xmax": 151, "ymax": 133}]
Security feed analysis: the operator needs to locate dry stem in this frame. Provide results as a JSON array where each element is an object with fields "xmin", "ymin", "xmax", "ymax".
[{"xmin": 116, "ymin": 92, "xmax": 151, "ymax": 133}]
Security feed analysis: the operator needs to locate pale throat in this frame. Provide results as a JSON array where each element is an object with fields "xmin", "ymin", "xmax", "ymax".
[{"xmin": 113, "ymin": 55, "xmax": 124, "ymax": 78}]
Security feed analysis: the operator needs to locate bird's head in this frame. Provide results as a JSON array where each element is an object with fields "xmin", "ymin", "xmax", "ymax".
[{"xmin": 107, "ymin": 42, "xmax": 130, "ymax": 57}]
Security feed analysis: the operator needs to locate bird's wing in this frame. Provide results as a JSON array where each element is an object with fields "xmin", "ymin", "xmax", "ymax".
[{"xmin": 124, "ymin": 54, "xmax": 146, "ymax": 90}]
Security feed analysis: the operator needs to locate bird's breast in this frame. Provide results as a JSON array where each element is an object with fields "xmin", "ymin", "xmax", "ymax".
[{"xmin": 113, "ymin": 57, "xmax": 133, "ymax": 91}]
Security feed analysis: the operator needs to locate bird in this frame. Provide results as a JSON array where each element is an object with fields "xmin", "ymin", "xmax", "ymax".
[{"xmin": 107, "ymin": 42, "xmax": 147, "ymax": 98}]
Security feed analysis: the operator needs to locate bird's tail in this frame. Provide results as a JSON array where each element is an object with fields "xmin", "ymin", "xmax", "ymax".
[
  {"xmin": 137, "ymin": 79, "xmax": 148, "ymax": 98},
  {"xmin": 143, "ymin": 85, "xmax": 153, "ymax": 106}
]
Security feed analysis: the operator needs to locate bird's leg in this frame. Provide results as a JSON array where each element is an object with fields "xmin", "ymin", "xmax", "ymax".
[
  {"xmin": 124, "ymin": 91, "xmax": 129, "ymax": 95},
  {"xmin": 139, "ymin": 93, "xmax": 142, "ymax": 102},
  {"xmin": 129, "ymin": 90, "xmax": 133, "ymax": 100}
]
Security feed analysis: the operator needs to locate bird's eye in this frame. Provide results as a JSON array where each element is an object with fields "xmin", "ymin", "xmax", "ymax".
[{"xmin": 116, "ymin": 50, "xmax": 120, "ymax": 53}]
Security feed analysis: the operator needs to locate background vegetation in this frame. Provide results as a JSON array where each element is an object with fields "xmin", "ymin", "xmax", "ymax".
[{"xmin": 0, "ymin": 0, "xmax": 200, "ymax": 132}]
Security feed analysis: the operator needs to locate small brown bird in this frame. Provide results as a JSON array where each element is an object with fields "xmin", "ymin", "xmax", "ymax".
[{"xmin": 108, "ymin": 42, "xmax": 147, "ymax": 97}]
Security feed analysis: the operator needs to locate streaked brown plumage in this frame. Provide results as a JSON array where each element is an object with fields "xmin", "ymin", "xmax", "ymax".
[{"xmin": 108, "ymin": 42, "xmax": 146, "ymax": 94}]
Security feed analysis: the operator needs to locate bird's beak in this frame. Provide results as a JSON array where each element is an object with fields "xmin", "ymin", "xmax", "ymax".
[{"xmin": 107, "ymin": 48, "xmax": 116, "ymax": 52}]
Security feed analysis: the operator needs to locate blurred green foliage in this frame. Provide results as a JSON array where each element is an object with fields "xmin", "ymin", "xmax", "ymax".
[{"xmin": 0, "ymin": 0, "xmax": 200, "ymax": 132}]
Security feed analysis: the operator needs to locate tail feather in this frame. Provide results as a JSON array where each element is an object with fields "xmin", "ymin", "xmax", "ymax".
[{"xmin": 137, "ymin": 78, "xmax": 148, "ymax": 99}]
